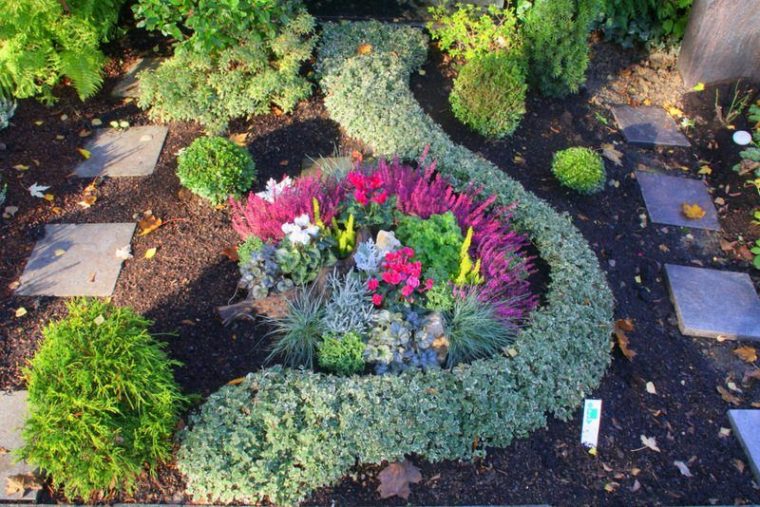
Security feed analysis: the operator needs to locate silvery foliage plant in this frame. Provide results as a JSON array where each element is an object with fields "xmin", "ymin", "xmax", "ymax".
[
  {"xmin": 0, "ymin": 97, "xmax": 16, "ymax": 130},
  {"xmin": 322, "ymin": 270, "xmax": 375, "ymax": 336},
  {"xmin": 353, "ymin": 239, "xmax": 383, "ymax": 274},
  {"xmin": 239, "ymin": 244, "xmax": 293, "ymax": 299}
]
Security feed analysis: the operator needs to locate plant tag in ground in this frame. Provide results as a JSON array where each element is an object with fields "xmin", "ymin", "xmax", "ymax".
[{"xmin": 581, "ymin": 399, "xmax": 602, "ymax": 452}]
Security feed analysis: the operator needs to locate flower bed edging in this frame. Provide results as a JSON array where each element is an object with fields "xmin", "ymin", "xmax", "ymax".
[{"xmin": 177, "ymin": 21, "xmax": 614, "ymax": 506}]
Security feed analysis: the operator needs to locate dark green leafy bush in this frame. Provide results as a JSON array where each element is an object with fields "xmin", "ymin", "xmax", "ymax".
[
  {"xmin": 18, "ymin": 299, "xmax": 187, "ymax": 500},
  {"xmin": 396, "ymin": 211, "xmax": 464, "ymax": 280},
  {"xmin": 598, "ymin": 0, "xmax": 693, "ymax": 47},
  {"xmin": 520, "ymin": 0, "xmax": 601, "ymax": 97},
  {"xmin": 449, "ymin": 52, "xmax": 527, "ymax": 138},
  {"xmin": 177, "ymin": 136, "xmax": 256, "ymax": 204},
  {"xmin": 551, "ymin": 147, "xmax": 606, "ymax": 194},
  {"xmin": 0, "ymin": 0, "xmax": 125, "ymax": 102},
  {"xmin": 317, "ymin": 332, "xmax": 366, "ymax": 375},
  {"xmin": 134, "ymin": 0, "xmax": 316, "ymax": 133}
]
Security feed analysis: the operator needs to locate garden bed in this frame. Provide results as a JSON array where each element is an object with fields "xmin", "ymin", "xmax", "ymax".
[{"xmin": 1, "ymin": 15, "xmax": 759, "ymax": 507}]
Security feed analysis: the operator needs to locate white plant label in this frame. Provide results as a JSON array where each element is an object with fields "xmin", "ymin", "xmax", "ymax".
[{"xmin": 581, "ymin": 399, "xmax": 602, "ymax": 451}]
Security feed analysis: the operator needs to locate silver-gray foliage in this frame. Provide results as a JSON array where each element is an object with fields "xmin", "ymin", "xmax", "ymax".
[
  {"xmin": 321, "ymin": 270, "xmax": 374, "ymax": 336},
  {"xmin": 353, "ymin": 239, "xmax": 383, "ymax": 274},
  {"xmin": 0, "ymin": 97, "xmax": 16, "ymax": 130}
]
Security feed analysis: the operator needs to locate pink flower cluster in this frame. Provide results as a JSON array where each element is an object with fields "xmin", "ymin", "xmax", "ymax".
[
  {"xmin": 367, "ymin": 247, "xmax": 433, "ymax": 306},
  {"xmin": 347, "ymin": 171, "xmax": 388, "ymax": 206}
]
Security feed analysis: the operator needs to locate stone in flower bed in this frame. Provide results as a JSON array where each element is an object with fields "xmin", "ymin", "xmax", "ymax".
[{"xmin": 224, "ymin": 156, "xmax": 537, "ymax": 374}]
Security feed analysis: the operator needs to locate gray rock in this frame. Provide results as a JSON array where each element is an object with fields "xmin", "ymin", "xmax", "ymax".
[
  {"xmin": 728, "ymin": 410, "xmax": 760, "ymax": 483},
  {"xmin": 636, "ymin": 170, "xmax": 720, "ymax": 231},
  {"xmin": 0, "ymin": 391, "xmax": 28, "ymax": 450},
  {"xmin": 74, "ymin": 126, "xmax": 168, "ymax": 178},
  {"xmin": 665, "ymin": 264, "xmax": 760, "ymax": 341},
  {"xmin": 611, "ymin": 106, "xmax": 690, "ymax": 147},
  {"xmin": 111, "ymin": 57, "xmax": 163, "ymax": 98}
]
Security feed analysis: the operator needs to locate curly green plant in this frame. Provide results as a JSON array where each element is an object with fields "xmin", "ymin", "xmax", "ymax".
[
  {"xmin": 317, "ymin": 332, "xmax": 366, "ymax": 376},
  {"xmin": 449, "ymin": 52, "xmax": 527, "ymax": 138},
  {"xmin": 551, "ymin": 147, "xmax": 606, "ymax": 194},
  {"xmin": 276, "ymin": 236, "xmax": 337, "ymax": 285},
  {"xmin": 177, "ymin": 136, "xmax": 256, "ymax": 204},
  {"xmin": 0, "ymin": 0, "xmax": 125, "ymax": 102},
  {"xmin": 237, "ymin": 235, "xmax": 265, "ymax": 267},
  {"xmin": 396, "ymin": 211, "xmax": 464, "ymax": 280},
  {"xmin": 18, "ymin": 299, "xmax": 186, "ymax": 500},
  {"xmin": 424, "ymin": 281, "xmax": 456, "ymax": 311}
]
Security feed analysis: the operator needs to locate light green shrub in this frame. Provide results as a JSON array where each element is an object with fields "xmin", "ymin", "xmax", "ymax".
[
  {"xmin": 449, "ymin": 52, "xmax": 527, "ymax": 138},
  {"xmin": 18, "ymin": 299, "xmax": 187, "ymax": 500},
  {"xmin": 178, "ymin": 21, "xmax": 613, "ymax": 506},
  {"xmin": 395, "ymin": 211, "xmax": 463, "ymax": 280},
  {"xmin": 177, "ymin": 136, "xmax": 256, "ymax": 204},
  {"xmin": 317, "ymin": 332, "xmax": 366, "ymax": 376},
  {"xmin": 551, "ymin": 147, "xmax": 606, "ymax": 194},
  {"xmin": 0, "ymin": 0, "xmax": 125, "ymax": 102}
]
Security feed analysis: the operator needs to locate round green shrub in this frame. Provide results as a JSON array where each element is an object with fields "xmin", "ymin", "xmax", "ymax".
[
  {"xmin": 317, "ymin": 332, "xmax": 366, "ymax": 376},
  {"xmin": 551, "ymin": 147, "xmax": 606, "ymax": 194},
  {"xmin": 449, "ymin": 52, "xmax": 527, "ymax": 138},
  {"xmin": 177, "ymin": 136, "xmax": 256, "ymax": 204},
  {"xmin": 18, "ymin": 299, "xmax": 187, "ymax": 500}
]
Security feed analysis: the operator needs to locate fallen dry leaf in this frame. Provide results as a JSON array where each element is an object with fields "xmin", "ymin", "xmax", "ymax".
[
  {"xmin": 144, "ymin": 247, "xmax": 157, "ymax": 259},
  {"xmin": 716, "ymin": 385, "xmax": 742, "ymax": 406},
  {"xmin": 645, "ymin": 381, "xmax": 657, "ymax": 395},
  {"xmin": 377, "ymin": 460, "xmax": 422, "ymax": 500},
  {"xmin": 719, "ymin": 427, "xmax": 732, "ymax": 438},
  {"xmin": 138, "ymin": 215, "xmax": 163, "ymax": 236},
  {"xmin": 673, "ymin": 460, "xmax": 693, "ymax": 477},
  {"xmin": 357, "ymin": 43, "xmax": 373, "ymax": 55},
  {"xmin": 54, "ymin": 249, "xmax": 66, "ymax": 257},
  {"xmin": 743, "ymin": 369, "xmax": 760, "ymax": 385},
  {"xmin": 604, "ymin": 482, "xmax": 620, "ymax": 493},
  {"xmin": 698, "ymin": 165, "xmax": 712, "ymax": 175},
  {"xmin": 222, "ymin": 246, "xmax": 239, "ymax": 262},
  {"xmin": 613, "ymin": 319, "xmax": 637, "ymax": 360},
  {"xmin": 601, "ymin": 143, "xmax": 623, "ymax": 166},
  {"xmin": 115, "ymin": 245, "xmax": 132, "ymax": 260},
  {"xmin": 682, "ymin": 203, "xmax": 706, "ymax": 220},
  {"xmin": 640, "ymin": 435, "xmax": 661, "ymax": 452},
  {"xmin": 77, "ymin": 148, "xmax": 91, "ymax": 160},
  {"xmin": 630, "ymin": 479, "xmax": 641, "ymax": 492},
  {"xmin": 227, "ymin": 377, "xmax": 246, "ymax": 386},
  {"xmin": 666, "ymin": 105, "xmax": 684, "ymax": 118},
  {"xmin": 734, "ymin": 346, "xmax": 757, "ymax": 363},
  {"xmin": 43, "ymin": 193, "xmax": 55, "ymax": 202},
  {"xmin": 733, "ymin": 459, "xmax": 745, "ymax": 474},
  {"xmin": 5, "ymin": 473, "xmax": 41, "ymax": 496},
  {"xmin": 78, "ymin": 194, "xmax": 97, "ymax": 208},
  {"xmin": 15, "ymin": 307, "xmax": 27, "ymax": 318},
  {"xmin": 229, "ymin": 132, "xmax": 248, "ymax": 147},
  {"xmin": 13, "ymin": 164, "xmax": 29, "ymax": 171}
]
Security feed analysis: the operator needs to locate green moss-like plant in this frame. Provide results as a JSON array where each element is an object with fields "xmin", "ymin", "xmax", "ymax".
[
  {"xmin": 317, "ymin": 332, "xmax": 366, "ymax": 376},
  {"xmin": 177, "ymin": 136, "xmax": 256, "ymax": 204},
  {"xmin": 395, "ymin": 211, "xmax": 463, "ymax": 281},
  {"xmin": 18, "ymin": 299, "xmax": 187, "ymax": 500},
  {"xmin": 237, "ymin": 235, "xmax": 264, "ymax": 268},
  {"xmin": 177, "ymin": 22, "xmax": 613, "ymax": 506},
  {"xmin": 449, "ymin": 52, "xmax": 527, "ymax": 138},
  {"xmin": 551, "ymin": 147, "xmax": 606, "ymax": 194}
]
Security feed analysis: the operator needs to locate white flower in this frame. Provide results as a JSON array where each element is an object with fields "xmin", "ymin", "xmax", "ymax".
[
  {"xmin": 281, "ymin": 214, "xmax": 320, "ymax": 246},
  {"xmin": 293, "ymin": 213, "xmax": 310, "ymax": 227},
  {"xmin": 288, "ymin": 230, "xmax": 311, "ymax": 245},
  {"xmin": 256, "ymin": 176, "xmax": 293, "ymax": 203}
]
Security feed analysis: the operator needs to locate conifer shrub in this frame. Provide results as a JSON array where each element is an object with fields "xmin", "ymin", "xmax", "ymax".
[
  {"xmin": 177, "ymin": 136, "xmax": 256, "ymax": 204},
  {"xmin": 551, "ymin": 147, "xmax": 606, "ymax": 194},
  {"xmin": 18, "ymin": 299, "xmax": 187, "ymax": 500},
  {"xmin": 449, "ymin": 52, "xmax": 527, "ymax": 138},
  {"xmin": 0, "ymin": 0, "xmax": 125, "ymax": 102},
  {"xmin": 317, "ymin": 332, "xmax": 366, "ymax": 376}
]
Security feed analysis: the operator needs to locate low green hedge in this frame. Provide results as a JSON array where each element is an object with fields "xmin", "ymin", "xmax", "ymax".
[{"xmin": 177, "ymin": 21, "xmax": 613, "ymax": 506}]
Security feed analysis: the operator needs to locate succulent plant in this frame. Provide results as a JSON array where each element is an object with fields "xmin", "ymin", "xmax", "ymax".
[{"xmin": 364, "ymin": 310, "xmax": 440, "ymax": 374}]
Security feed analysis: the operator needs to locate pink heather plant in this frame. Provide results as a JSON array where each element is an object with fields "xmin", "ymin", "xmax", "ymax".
[{"xmin": 230, "ymin": 174, "xmax": 344, "ymax": 242}]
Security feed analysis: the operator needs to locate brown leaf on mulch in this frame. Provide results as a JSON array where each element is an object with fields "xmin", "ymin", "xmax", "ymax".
[
  {"xmin": 716, "ymin": 385, "xmax": 742, "ymax": 406},
  {"xmin": 613, "ymin": 319, "xmax": 637, "ymax": 360},
  {"xmin": 734, "ymin": 346, "xmax": 758, "ymax": 363},
  {"xmin": 377, "ymin": 460, "xmax": 422, "ymax": 500}
]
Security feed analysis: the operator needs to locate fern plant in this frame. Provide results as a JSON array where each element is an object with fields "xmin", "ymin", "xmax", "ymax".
[{"xmin": 0, "ymin": 0, "xmax": 125, "ymax": 102}]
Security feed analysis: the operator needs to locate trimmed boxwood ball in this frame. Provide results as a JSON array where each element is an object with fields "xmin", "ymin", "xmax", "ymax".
[
  {"xmin": 551, "ymin": 146, "xmax": 606, "ymax": 194},
  {"xmin": 450, "ymin": 52, "xmax": 527, "ymax": 138},
  {"xmin": 177, "ymin": 21, "xmax": 613, "ymax": 506},
  {"xmin": 177, "ymin": 136, "xmax": 256, "ymax": 204}
]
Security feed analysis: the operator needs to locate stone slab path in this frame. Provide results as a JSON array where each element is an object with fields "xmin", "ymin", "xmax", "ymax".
[
  {"xmin": 16, "ymin": 223, "xmax": 136, "ymax": 297},
  {"xmin": 74, "ymin": 125, "xmax": 168, "ymax": 178},
  {"xmin": 636, "ymin": 170, "xmax": 720, "ymax": 231},
  {"xmin": 728, "ymin": 410, "xmax": 760, "ymax": 483},
  {"xmin": 665, "ymin": 264, "xmax": 760, "ymax": 341},
  {"xmin": 612, "ymin": 105, "xmax": 690, "ymax": 147},
  {"xmin": 0, "ymin": 391, "xmax": 38, "ymax": 502},
  {"xmin": 111, "ymin": 57, "xmax": 163, "ymax": 98}
]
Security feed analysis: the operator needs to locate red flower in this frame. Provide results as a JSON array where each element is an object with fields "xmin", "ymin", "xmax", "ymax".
[
  {"xmin": 406, "ymin": 276, "xmax": 420, "ymax": 288},
  {"xmin": 401, "ymin": 284, "xmax": 415, "ymax": 298},
  {"xmin": 371, "ymin": 190, "xmax": 388, "ymax": 205},
  {"xmin": 424, "ymin": 278, "xmax": 435, "ymax": 291},
  {"xmin": 347, "ymin": 171, "xmax": 365, "ymax": 190},
  {"xmin": 354, "ymin": 189, "xmax": 369, "ymax": 206},
  {"xmin": 372, "ymin": 293, "xmax": 384, "ymax": 306},
  {"xmin": 367, "ymin": 172, "xmax": 383, "ymax": 190},
  {"xmin": 367, "ymin": 278, "xmax": 379, "ymax": 291},
  {"xmin": 382, "ymin": 270, "xmax": 403, "ymax": 285}
]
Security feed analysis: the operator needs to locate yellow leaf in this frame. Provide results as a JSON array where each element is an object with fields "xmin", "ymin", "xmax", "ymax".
[
  {"xmin": 138, "ymin": 215, "xmax": 162, "ymax": 236},
  {"xmin": 15, "ymin": 307, "xmax": 27, "ymax": 318},
  {"xmin": 681, "ymin": 203, "xmax": 706, "ymax": 220},
  {"xmin": 13, "ymin": 164, "xmax": 29, "ymax": 171},
  {"xmin": 77, "ymin": 148, "xmax": 91, "ymax": 160},
  {"xmin": 734, "ymin": 346, "xmax": 757, "ymax": 363},
  {"xmin": 227, "ymin": 377, "xmax": 246, "ymax": 385},
  {"xmin": 229, "ymin": 133, "xmax": 248, "ymax": 147},
  {"xmin": 144, "ymin": 247, "xmax": 157, "ymax": 259},
  {"xmin": 697, "ymin": 165, "xmax": 712, "ymax": 175},
  {"xmin": 692, "ymin": 82, "xmax": 705, "ymax": 92},
  {"xmin": 634, "ymin": 275, "xmax": 642, "ymax": 284},
  {"xmin": 34, "ymin": 120, "xmax": 44, "ymax": 126},
  {"xmin": 93, "ymin": 315, "xmax": 105, "ymax": 326},
  {"xmin": 54, "ymin": 249, "xmax": 66, "ymax": 257},
  {"xmin": 43, "ymin": 193, "xmax": 54, "ymax": 202},
  {"xmin": 642, "ymin": 98, "xmax": 652, "ymax": 106},
  {"xmin": 613, "ymin": 319, "xmax": 636, "ymax": 360},
  {"xmin": 604, "ymin": 482, "xmax": 620, "ymax": 492},
  {"xmin": 716, "ymin": 385, "xmax": 742, "ymax": 406},
  {"xmin": 357, "ymin": 43, "xmax": 373, "ymax": 55},
  {"xmin": 666, "ymin": 105, "xmax": 684, "ymax": 118},
  {"xmin": 78, "ymin": 195, "xmax": 97, "ymax": 208}
]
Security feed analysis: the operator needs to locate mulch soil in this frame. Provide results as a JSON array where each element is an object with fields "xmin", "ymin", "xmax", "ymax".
[{"xmin": 1, "ymin": 24, "xmax": 759, "ymax": 506}]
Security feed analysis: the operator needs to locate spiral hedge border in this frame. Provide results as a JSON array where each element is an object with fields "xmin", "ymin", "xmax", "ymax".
[{"xmin": 177, "ymin": 21, "xmax": 614, "ymax": 506}]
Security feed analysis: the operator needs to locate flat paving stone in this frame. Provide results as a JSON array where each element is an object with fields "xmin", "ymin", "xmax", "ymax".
[
  {"xmin": 728, "ymin": 410, "xmax": 760, "ymax": 483},
  {"xmin": 611, "ymin": 105, "xmax": 690, "ymax": 147},
  {"xmin": 636, "ymin": 170, "xmax": 720, "ymax": 231},
  {"xmin": 74, "ymin": 125, "xmax": 168, "ymax": 178},
  {"xmin": 112, "ymin": 57, "xmax": 163, "ymax": 98},
  {"xmin": 16, "ymin": 223, "xmax": 136, "ymax": 297},
  {"xmin": 665, "ymin": 264, "xmax": 760, "ymax": 341},
  {"xmin": 0, "ymin": 391, "xmax": 28, "ymax": 450},
  {"xmin": 0, "ymin": 455, "xmax": 39, "ymax": 502}
]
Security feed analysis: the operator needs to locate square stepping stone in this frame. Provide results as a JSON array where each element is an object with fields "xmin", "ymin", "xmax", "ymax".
[
  {"xmin": 611, "ymin": 105, "xmax": 690, "ymax": 147},
  {"xmin": 636, "ymin": 170, "xmax": 720, "ymax": 231},
  {"xmin": 301, "ymin": 156, "xmax": 354, "ymax": 178},
  {"xmin": 728, "ymin": 410, "xmax": 760, "ymax": 483},
  {"xmin": 112, "ymin": 57, "xmax": 163, "ymax": 98},
  {"xmin": 0, "ymin": 455, "xmax": 39, "ymax": 502},
  {"xmin": 665, "ymin": 264, "xmax": 760, "ymax": 341},
  {"xmin": 16, "ymin": 223, "xmax": 136, "ymax": 297},
  {"xmin": 0, "ymin": 391, "xmax": 28, "ymax": 451},
  {"xmin": 74, "ymin": 125, "xmax": 168, "ymax": 178}
]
